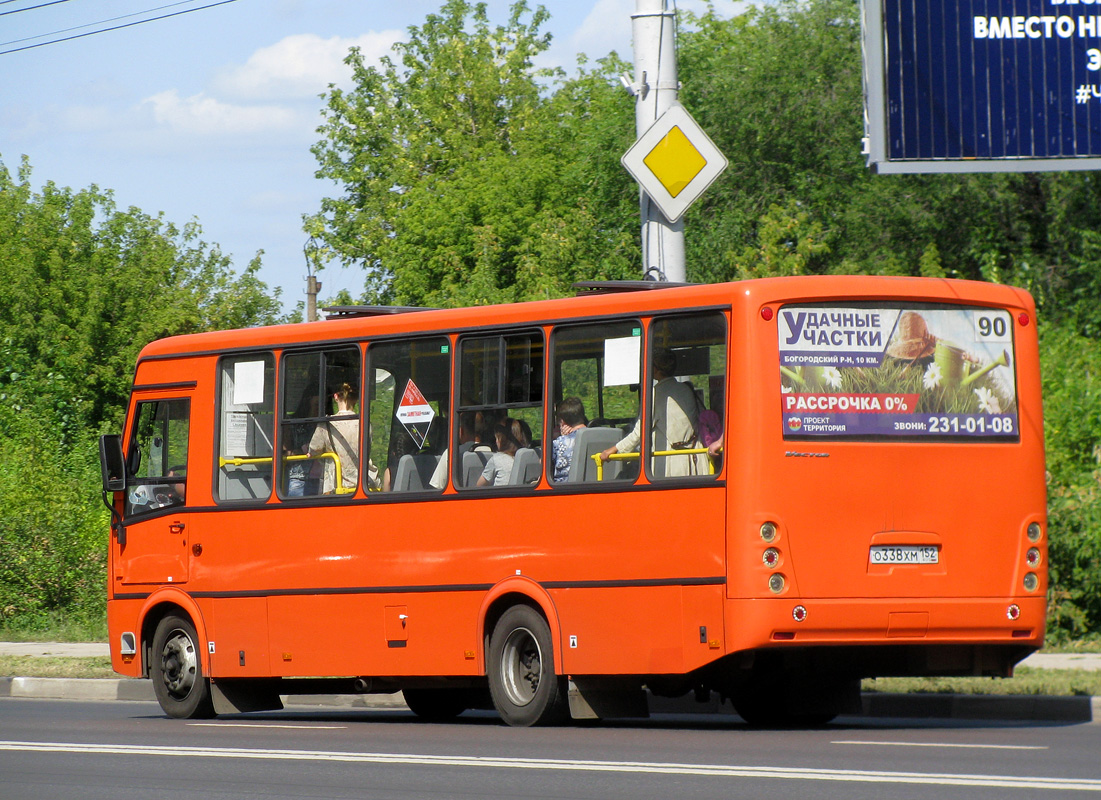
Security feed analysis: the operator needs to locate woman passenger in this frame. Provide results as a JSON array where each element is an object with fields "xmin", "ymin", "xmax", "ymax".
[{"xmin": 477, "ymin": 419, "xmax": 521, "ymax": 486}]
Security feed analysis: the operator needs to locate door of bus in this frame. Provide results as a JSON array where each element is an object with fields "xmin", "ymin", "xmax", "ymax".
[{"xmin": 117, "ymin": 396, "xmax": 193, "ymax": 586}]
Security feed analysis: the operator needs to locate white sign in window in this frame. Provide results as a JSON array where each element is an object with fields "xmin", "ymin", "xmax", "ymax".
[
  {"xmin": 604, "ymin": 335, "xmax": 641, "ymax": 387},
  {"xmin": 233, "ymin": 360, "xmax": 266, "ymax": 406}
]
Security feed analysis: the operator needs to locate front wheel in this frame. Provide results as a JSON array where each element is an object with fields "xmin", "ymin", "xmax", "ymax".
[
  {"xmin": 487, "ymin": 605, "xmax": 568, "ymax": 727},
  {"xmin": 150, "ymin": 614, "xmax": 215, "ymax": 719}
]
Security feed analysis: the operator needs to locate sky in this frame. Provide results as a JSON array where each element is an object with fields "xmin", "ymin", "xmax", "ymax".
[{"xmin": 0, "ymin": 0, "xmax": 736, "ymax": 314}]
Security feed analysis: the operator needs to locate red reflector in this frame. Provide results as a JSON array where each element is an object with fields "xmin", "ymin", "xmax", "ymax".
[
  {"xmin": 1012, "ymin": 629, "xmax": 1033, "ymax": 638},
  {"xmin": 1018, "ymin": 312, "xmax": 1030, "ymax": 327},
  {"xmin": 761, "ymin": 307, "xmax": 774, "ymax": 322},
  {"xmin": 772, "ymin": 631, "xmax": 795, "ymax": 640}
]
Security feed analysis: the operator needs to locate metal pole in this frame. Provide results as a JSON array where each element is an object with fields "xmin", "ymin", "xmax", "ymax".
[{"xmin": 631, "ymin": 0, "xmax": 685, "ymax": 282}]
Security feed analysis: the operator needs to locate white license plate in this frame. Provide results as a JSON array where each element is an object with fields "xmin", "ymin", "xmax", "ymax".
[{"xmin": 869, "ymin": 545, "xmax": 939, "ymax": 565}]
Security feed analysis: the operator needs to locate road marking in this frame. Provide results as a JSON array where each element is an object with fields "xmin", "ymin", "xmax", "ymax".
[
  {"xmin": 0, "ymin": 741, "xmax": 1096, "ymax": 791},
  {"xmin": 833, "ymin": 740, "xmax": 1048, "ymax": 751},
  {"xmin": 187, "ymin": 723, "xmax": 348, "ymax": 730}
]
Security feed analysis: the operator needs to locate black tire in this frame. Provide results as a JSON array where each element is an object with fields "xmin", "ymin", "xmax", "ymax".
[
  {"xmin": 487, "ymin": 605, "xmax": 568, "ymax": 727},
  {"xmin": 150, "ymin": 614, "xmax": 215, "ymax": 719},
  {"xmin": 402, "ymin": 688, "xmax": 470, "ymax": 721},
  {"xmin": 731, "ymin": 683, "xmax": 841, "ymax": 728}
]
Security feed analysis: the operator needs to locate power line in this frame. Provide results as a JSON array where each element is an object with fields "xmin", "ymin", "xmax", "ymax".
[
  {"xmin": 0, "ymin": 0, "xmax": 80, "ymax": 17},
  {"xmin": 0, "ymin": 0, "xmax": 242, "ymax": 55},
  {"xmin": 0, "ymin": 0, "xmax": 198, "ymax": 48}
]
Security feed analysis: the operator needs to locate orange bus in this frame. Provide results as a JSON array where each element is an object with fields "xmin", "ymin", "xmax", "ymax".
[{"xmin": 98, "ymin": 276, "xmax": 1047, "ymax": 726}]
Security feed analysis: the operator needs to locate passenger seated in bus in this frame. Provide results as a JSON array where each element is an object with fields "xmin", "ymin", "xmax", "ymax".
[
  {"xmin": 551, "ymin": 397, "xmax": 587, "ymax": 482},
  {"xmin": 599, "ymin": 348, "xmax": 707, "ymax": 478},
  {"xmin": 309, "ymin": 382, "xmax": 360, "ymax": 493},
  {"xmin": 472, "ymin": 411, "xmax": 493, "ymax": 451},
  {"xmin": 477, "ymin": 419, "xmax": 522, "ymax": 486},
  {"xmin": 511, "ymin": 417, "xmax": 533, "ymax": 449},
  {"xmin": 429, "ymin": 411, "xmax": 478, "ymax": 490}
]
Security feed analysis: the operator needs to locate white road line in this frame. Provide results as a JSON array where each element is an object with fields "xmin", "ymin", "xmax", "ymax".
[
  {"xmin": 832, "ymin": 740, "xmax": 1048, "ymax": 751},
  {"xmin": 187, "ymin": 723, "xmax": 348, "ymax": 730},
  {"xmin": 0, "ymin": 741, "xmax": 1096, "ymax": 791}
]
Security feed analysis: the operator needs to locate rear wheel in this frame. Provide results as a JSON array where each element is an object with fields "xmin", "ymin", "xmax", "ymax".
[
  {"xmin": 150, "ymin": 614, "xmax": 215, "ymax": 719},
  {"xmin": 403, "ymin": 688, "xmax": 471, "ymax": 721},
  {"xmin": 487, "ymin": 605, "xmax": 568, "ymax": 727}
]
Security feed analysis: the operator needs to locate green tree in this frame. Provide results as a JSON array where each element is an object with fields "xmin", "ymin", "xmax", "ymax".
[
  {"xmin": 0, "ymin": 155, "xmax": 285, "ymax": 632},
  {"xmin": 307, "ymin": 0, "xmax": 639, "ymax": 306}
]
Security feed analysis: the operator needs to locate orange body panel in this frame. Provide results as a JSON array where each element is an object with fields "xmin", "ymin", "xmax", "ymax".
[{"xmin": 107, "ymin": 277, "xmax": 1047, "ymax": 688}]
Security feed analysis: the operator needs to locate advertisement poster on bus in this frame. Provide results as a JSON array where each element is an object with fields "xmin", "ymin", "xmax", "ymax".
[{"xmin": 778, "ymin": 306, "xmax": 1018, "ymax": 439}]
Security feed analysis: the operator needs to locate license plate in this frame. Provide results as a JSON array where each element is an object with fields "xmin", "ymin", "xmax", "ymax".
[{"xmin": 869, "ymin": 545, "xmax": 939, "ymax": 565}]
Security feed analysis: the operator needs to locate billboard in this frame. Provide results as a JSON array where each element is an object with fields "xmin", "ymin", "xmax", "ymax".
[
  {"xmin": 862, "ymin": 0, "xmax": 1101, "ymax": 173},
  {"xmin": 778, "ymin": 304, "xmax": 1019, "ymax": 440}
]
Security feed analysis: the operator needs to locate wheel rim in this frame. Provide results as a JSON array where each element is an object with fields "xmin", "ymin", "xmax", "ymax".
[
  {"xmin": 500, "ymin": 626, "xmax": 542, "ymax": 707},
  {"xmin": 159, "ymin": 629, "xmax": 198, "ymax": 699}
]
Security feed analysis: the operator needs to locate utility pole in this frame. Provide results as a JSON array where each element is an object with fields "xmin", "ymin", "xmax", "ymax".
[
  {"xmin": 629, "ymin": 0, "xmax": 685, "ymax": 282},
  {"xmin": 303, "ymin": 237, "xmax": 323, "ymax": 322}
]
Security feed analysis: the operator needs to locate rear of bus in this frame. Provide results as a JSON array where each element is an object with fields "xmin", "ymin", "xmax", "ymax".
[{"xmin": 721, "ymin": 276, "xmax": 1046, "ymax": 721}]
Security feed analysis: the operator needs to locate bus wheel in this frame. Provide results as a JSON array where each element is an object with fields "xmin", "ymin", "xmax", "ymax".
[
  {"xmin": 151, "ymin": 614, "xmax": 215, "ymax": 719},
  {"xmin": 487, "ymin": 605, "xmax": 567, "ymax": 727},
  {"xmin": 403, "ymin": 688, "xmax": 469, "ymax": 721}
]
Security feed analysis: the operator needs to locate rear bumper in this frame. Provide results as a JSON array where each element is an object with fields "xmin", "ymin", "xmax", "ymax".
[{"xmin": 725, "ymin": 596, "xmax": 1046, "ymax": 652}]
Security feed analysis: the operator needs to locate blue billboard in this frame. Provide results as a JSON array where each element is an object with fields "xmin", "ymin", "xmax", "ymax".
[{"xmin": 863, "ymin": 0, "xmax": 1101, "ymax": 172}]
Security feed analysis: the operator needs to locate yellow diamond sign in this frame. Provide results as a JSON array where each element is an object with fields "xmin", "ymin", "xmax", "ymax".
[
  {"xmin": 643, "ymin": 126, "xmax": 707, "ymax": 198},
  {"xmin": 621, "ymin": 104, "xmax": 728, "ymax": 223}
]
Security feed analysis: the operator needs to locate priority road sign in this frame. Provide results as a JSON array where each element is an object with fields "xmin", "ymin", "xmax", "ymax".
[{"xmin": 621, "ymin": 103, "xmax": 728, "ymax": 223}]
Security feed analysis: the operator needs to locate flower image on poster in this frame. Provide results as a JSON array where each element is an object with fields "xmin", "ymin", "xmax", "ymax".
[{"xmin": 777, "ymin": 305, "xmax": 1018, "ymax": 439}]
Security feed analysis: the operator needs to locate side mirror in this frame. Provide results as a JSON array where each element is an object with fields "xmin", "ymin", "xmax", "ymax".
[{"xmin": 99, "ymin": 434, "xmax": 127, "ymax": 493}]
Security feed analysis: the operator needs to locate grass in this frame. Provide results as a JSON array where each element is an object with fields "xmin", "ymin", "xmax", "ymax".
[
  {"xmin": 862, "ymin": 667, "xmax": 1101, "ymax": 697},
  {"xmin": 0, "ymin": 656, "xmax": 117, "ymax": 679}
]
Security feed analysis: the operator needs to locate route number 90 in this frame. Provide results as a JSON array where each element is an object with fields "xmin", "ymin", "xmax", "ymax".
[{"xmin": 974, "ymin": 311, "xmax": 1010, "ymax": 342}]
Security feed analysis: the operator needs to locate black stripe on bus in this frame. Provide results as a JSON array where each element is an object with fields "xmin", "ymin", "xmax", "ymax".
[
  {"xmin": 110, "ymin": 576, "xmax": 726, "ymax": 603},
  {"xmin": 132, "ymin": 381, "xmax": 198, "ymax": 392}
]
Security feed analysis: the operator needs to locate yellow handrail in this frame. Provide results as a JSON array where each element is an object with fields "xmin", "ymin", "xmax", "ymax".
[
  {"xmin": 590, "ymin": 447, "xmax": 716, "ymax": 482},
  {"xmin": 218, "ymin": 452, "xmax": 356, "ymax": 495}
]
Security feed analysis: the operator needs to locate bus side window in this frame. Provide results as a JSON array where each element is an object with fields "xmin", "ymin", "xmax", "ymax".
[
  {"xmin": 367, "ymin": 337, "xmax": 450, "ymax": 494},
  {"xmin": 647, "ymin": 312, "xmax": 727, "ymax": 481},
  {"xmin": 457, "ymin": 331, "xmax": 544, "ymax": 489},
  {"xmin": 216, "ymin": 354, "xmax": 276, "ymax": 502},
  {"xmin": 126, "ymin": 398, "xmax": 191, "ymax": 517},
  {"xmin": 280, "ymin": 348, "xmax": 361, "ymax": 498},
  {"xmin": 549, "ymin": 320, "xmax": 642, "ymax": 484}
]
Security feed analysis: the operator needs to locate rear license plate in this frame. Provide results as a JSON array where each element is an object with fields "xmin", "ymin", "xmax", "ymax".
[{"xmin": 869, "ymin": 545, "xmax": 939, "ymax": 565}]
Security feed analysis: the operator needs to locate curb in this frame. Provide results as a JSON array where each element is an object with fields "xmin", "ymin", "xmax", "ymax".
[{"xmin": 1, "ymin": 678, "xmax": 1097, "ymax": 723}]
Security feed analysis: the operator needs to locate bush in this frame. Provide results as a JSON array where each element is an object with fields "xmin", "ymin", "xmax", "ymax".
[
  {"xmin": 0, "ymin": 413, "xmax": 107, "ymax": 634},
  {"xmin": 1039, "ymin": 323, "xmax": 1101, "ymax": 640}
]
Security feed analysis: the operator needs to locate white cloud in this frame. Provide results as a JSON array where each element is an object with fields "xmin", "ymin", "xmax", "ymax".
[
  {"xmin": 143, "ymin": 90, "xmax": 300, "ymax": 136},
  {"xmin": 212, "ymin": 31, "xmax": 404, "ymax": 101},
  {"xmin": 570, "ymin": 0, "xmax": 633, "ymax": 60}
]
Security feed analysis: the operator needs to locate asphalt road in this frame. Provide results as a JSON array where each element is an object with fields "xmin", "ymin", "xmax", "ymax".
[{"xmin": 2, "ymin": 698, "xmax": 1100, "ymax": 800}]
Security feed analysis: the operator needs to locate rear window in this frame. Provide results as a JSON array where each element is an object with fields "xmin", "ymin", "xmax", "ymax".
[{"xmin": 778, "ymin": 304, "xmax": 1018, "ymax": 441}]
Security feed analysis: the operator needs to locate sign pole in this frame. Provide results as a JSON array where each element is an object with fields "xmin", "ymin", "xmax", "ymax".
[{"xmin": 630, "ymin": 0, "xmax": 685, "ymax": 282}]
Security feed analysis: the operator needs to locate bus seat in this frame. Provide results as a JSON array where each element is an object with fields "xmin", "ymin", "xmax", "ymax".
[
  {"xmin": 462, "ymin": 450, "xmax": 490, "ymax": 488},
  {"xmin": 509, "ymin": 447, "xmax": 541, "ymax": 486},
  {"xmin": 567, "ymin": 427, "xmax": 625, "ymax": 483},
  {"xmin": 392, "ymin": 453, "xmax": 439, "ymax": 492}
]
